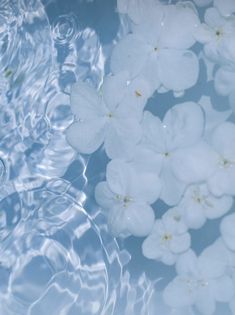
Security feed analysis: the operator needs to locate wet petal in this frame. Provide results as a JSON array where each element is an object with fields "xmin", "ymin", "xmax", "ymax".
[
  {"xmin": 158, "ymin": 49, "xmax": 199, "ymax": 92},
  {"xmin": 208, "ymin": 168, "xmax": 235, "ymax": 196},
  {"xmin": 172, "ymin": 142, "xmax": 218, "ymax": 184},
  {"xmin": 110, "ymin": 34, "xmax": 150, "ymax": 78},
  {"xmin": 95, "ymin": 181, "xmax": 116, "ymax": 212},
  {"xmin": 204, "ymin": 7, "xmax": 225, "ymax": 28},
  {"xmin": 195, "ymin": 288, "xmax": 215, "ymax": 315},
  {"xmin": 214, "ymin": 67, "xmax": 235, "ymax": 96},
  {"xmin": 169, "ymin": 233, "xmax": 191, "ymax": 254},
  {"xmin": 214, "ymin": 0, "xmax": 235, "ymax": 17},
  {"xmin": 125, "ymin": 202, "xmax": 155, "ymax": 237},
  {"xmin": 211, "ymin": 122, "xmax": 235, "ymax": 159},
  {"xmin": 220, "ymin": 214, "xmax": 235, "ymax": 251},
  {"xmin": 101, "ymin": 72, "xmax": 129, "ymax": 111},
  {"xmin": 66, "ymin": 120, "xmax": 106, "ymax": 154},
  {"xmin": 163, "ymin": 102, "xmax": 204, "ymax": 150},
  {"xmin": 160, "ymin": 4, "xmax": 199, "ymax": 49},
  {"xmin": 142, "ymin": 235, "xmax": 164, "ymax": 260},
  {"xmin": 70, "ymin": 80, "xmax": 104, "ymax": 119},
  {"xmin": 212, "ymin": 276, "xmax": 235, "ymax": 302}
]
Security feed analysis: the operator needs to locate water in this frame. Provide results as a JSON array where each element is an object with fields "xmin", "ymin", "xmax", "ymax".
[{"xmin": 1, "ymin": 0, "xmax": 235, "ymax": 314}]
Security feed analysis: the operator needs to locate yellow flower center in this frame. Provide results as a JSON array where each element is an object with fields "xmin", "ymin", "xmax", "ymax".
[{"xmin": 135, "ymin": 90, "xmax": 142, "ymax": 97}]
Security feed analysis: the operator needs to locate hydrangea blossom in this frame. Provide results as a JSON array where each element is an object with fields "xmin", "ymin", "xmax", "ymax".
[
  {"xmin": 163, "ymin": 249, "xmax": 234, "ymax": 314},
  {"xmin": 195, "ymin": 7, "xmax": 235, "ymax": 64},
  {"xmin": 220, "ymin": 214, "xmax": 235, "ymax": 251},
  {"xmin": 95, "ymin": 159, "xmax": 161, "ymax": 237},
  {"xmin": 179, "ymin": 183, "xmax": 233, "ymax": 229},
  {"xmin": 66, "ymin": 72, "xmax": 152, "ymax": 159},
  {"xmin": 207, "ymin": 122, "xmax": 235, "ymax": 196},
  {"xmin": 142, "ymin": 214, "xmax": 191, "ymax": 265},
  {"xmin": 111, "ymin": 3, "xmax": 199, "ymax": 95},
  {"xmin": 140, "ymin": 101, "xmax": 217, "ymax": 205}
]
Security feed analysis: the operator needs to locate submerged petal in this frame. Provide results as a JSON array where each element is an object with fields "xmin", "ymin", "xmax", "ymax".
[{"xmin": 158, "ymin": 49, "xmax": 199, "ymax": 92}]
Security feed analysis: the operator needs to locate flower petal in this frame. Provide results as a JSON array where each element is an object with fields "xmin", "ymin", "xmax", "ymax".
[
  {"xmin": 101, "ymin": 72, "xmax": 129, "ymax": 111},
  {"xmin": 110, "ymin": 34, "xmax": 150, "ymax": 78},
  {"xmin": 160, "ymin": 4, "xmax": 199, "ymax": 49},
  {"xmin": 142, "ymin": 235, "xmax": 164, "ymax": 260},
  {"xmin": 195, "ymin": 288, "xmax": 216, "ymax": 315},
  {"xmin": 66, "ymin": 120, "xmax": 106, "ymax": 154},
  {"xmin": 208, "ymin": 167, "xmax": 235, "ymax": 196},
  {"xmin": 95, "ymin": 181, "xmax": 116, "ymax": 212},
  {"xmin": 163, "ymin": 102, "xmax": 204, "ymax": 150},
  {"xmin": 211, "ymin": 276, "xmax": 235, "ymax": 302},
  {"xmin": 214, "ymin": 0, "xmax": 235, "ymax": 17},
  {"xmin": 70, "ymin": 80, "xmax": 104, "ymax": 118},
  {"xmin": 214, "ymin": 67, "xmax": 235, "ymax": 96},
  {"xmin": 158, "ymin": 49, "xmax": 199, "ymax": 92},
  {"xmin": 108, "ymin": 205, "xmax": 128, "ymax": 237},
  {"xmin": 160, "ymin": 163, "xmax": 186, "ymax": 206},
  {"xmin": 171, "ymin": 142, "xmax": 218, "ymax": 184},
  {"xmin": 220, "ymin": 214, "xmax": 235, "ymax": 251},
  {"xmin": 204, "ymin": 7, "xmax": 225, "ymax": 28},
  {"xmin": 104, "ymin": 117, "xmax": 142, "ymax": 159},
  {"xmin": 125, "ymin": 202, "xmax": 155, "ymax": 237},
  {"xmin": 169, "ymin": 233, "xmax": 191, "ymax": 254}
]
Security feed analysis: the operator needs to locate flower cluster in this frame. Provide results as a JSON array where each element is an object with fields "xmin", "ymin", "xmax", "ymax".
[{"xmin": 65, "ymin": 0, "xmax": 235, "ymax": 313}]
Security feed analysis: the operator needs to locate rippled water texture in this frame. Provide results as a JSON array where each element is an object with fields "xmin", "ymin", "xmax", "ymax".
[{"xmin": 0, "ymin": 1, "xmax": 154, "ymax": 314}]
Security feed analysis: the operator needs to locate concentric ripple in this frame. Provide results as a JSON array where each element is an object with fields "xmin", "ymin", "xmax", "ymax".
[{"xmin": 0, "ymin": 179, "xmax": 153, "ymax": 315}]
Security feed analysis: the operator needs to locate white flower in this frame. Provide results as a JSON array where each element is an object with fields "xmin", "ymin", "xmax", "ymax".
[
  {"xmin": 195, "ymin": 7, "xmax": 235, "ymax": 65},
  {"xmin": 179, "ymin": 183, "xmax": 233, "ymax": 229},
  {"xmin": 207, "ymin": 122, "xmax": 235, "ymax": 196},
  {"xmin": 141, "ymin": 102, "xmax": 216, "ymax": 205},
  {"xmin": 111, "ymin": 4, "xmax": 199, "ymax": 94},
  {"xmin": 214, "ymin": 0, "xmax": 235, "ymax": 17},
  {"xmin": 220, "ymin": 214, "xmax": 235, "ymax": 252},
  {"xmin": 95, "ymin": 159, "xmax": 161, "ymax": 237},
  {"xmin": 66, "ymin": 72, "xmax": 152, "ymax": 159},
  {"xmin": 163, "ymin": 249, "xmax": 234, "ymax": 314},
  {"xmin": 142, "ymin": 215, "xmax": 191, "ymax": 265},
  {"xmin": 214, "ymin": 66, "xmax": 235, "ymax": 98}
]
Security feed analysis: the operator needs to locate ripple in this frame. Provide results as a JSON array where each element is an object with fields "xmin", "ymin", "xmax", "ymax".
[
  {"xmin": 52, "ymin": 14, "xmax": 78, "ymax": 45},
  {"xmin": 0, "ymin": 180, "xmax": 153, "ymax": 315}
]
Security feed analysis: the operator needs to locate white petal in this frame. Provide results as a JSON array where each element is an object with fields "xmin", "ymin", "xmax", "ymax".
[
  {"xmin": 169, "ymin": 233, "xmax": 191, "ymax": 254},
  {"xmin": 172, "ymin": 142, "xmax": 218, "ymax": 184},
  {"xmin": 195, "ymin": 288, "xmax": 215, "ymax": 315},
  {"xmin": 119, "ymin": 76, "xmax": 152, "ymax": 120},
  {"xmin": 66, "ymin": 120, "xmax": 106, "ymax": 154},
  {"xmin": 204, "ymin": 194, "xmax": 233, "ymax": 219},
  {"xmin": 163, "ymin": 102, "xmax": 204, "ymax": 150},
  {"xmin": 214, "ymin": 67, "xmax": 235, "ymax": 96},
  {"xmin": 183, "ymin": 204, "xmax": 206, "ymax": 230},
  {"xmin": 214, "ymin": 0, "xmax": 235, "ymax": 17},
  {"xmin": 95, "ymin": 181, "xmax": 116, "ymax": 212},
  {"xmin": 199, "ymin": 245, "xmax": 227, "ymax": 278},
  {"xmin": 125, "ymin": 202, "xmax": 155, "ymax": 237},
  {"xmin": 160, "ymin": 163, "xmax": 186, "ymax": 206},
  {"xmin": 158, "ymin": 49, "xmax": 199, "ymax": 92},
  {"xmin": 204, "ymin": 7, "xmax": 225, "ymax": 28},
  {"xmin": 194, "ymin": 23, "xmax": 213, "ymax": 44},
  {"xmin": 198, "ymin": 95, "xmax": 232, "ymax": 133},
  {"xmin": 211, "ymin": 122, "xmax": 235, "ymax": 161},
  {"xmin": 110, "ymin": 34, "xmax": 150, "ymax": 78},
  {"xmin": 104, "ymin": 117, "xmax": 142, "ymax": 159},
  {"xmin": 101, "ymin": 72, "xmax": 129, "ymax": 111},
  {"xmin": 163, "ymin": 207, "xmax": 188, "ymax": 234},
  {"xmin": 163, "ymin": 277, "xmax": 196, "ymax": 308},
  {"xmin": 142, "ymin": 235, "xmax": 164, "ymax": 260},
  {"xmin": 160, "ymin": 4, "xmax": 199, "ymax": 49},
  {"xmin": 212, "ymin": 276, "xmax": 235, "ymax": 302},
  {"xmin": 176, "ymin": 250, "xmax": 199, "ymax": 276},
  {"xmin": 208, "ymin": 167, "xmax": 235, "ymax": 196},
  {"xmin": 142, "ymin": 111, "xmax": 166, "ymax": 153},
  {"xmin": 162, "ymin": 251, "xmax": 177, "ymax": 266},
  {"xmin": 220, "ymin": 214, "xmax": 235, "ymax": 251},
  {"xmin": 70, "ymin": 80, "xmax": 104, "ymax": 118},
  {"xmin": 132, "ymin": 146, "xmax": 163, "ymax": 175},
  {"xmin": 108, "ymin": 205, "xmax": 128, "ymax": 237}
]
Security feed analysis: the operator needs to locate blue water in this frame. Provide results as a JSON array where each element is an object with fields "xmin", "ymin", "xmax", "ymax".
[{"xmin": 0, "ymin": 0, "xmax": 234, "ymax": 314}]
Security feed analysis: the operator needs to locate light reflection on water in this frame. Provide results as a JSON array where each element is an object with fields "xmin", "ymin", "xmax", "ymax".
[{"xmin": 0, "ymin": 0, "xmax": 164, "ymax": 313}]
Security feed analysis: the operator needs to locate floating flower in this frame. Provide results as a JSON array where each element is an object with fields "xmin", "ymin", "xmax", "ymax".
[
  {"xmin": 66, "ymin": 72, "xmax": 152, "ymax": 159},
  {"xmin": 142, "ymin": 215, "xmax": 191, "ymax": 265},
  {"xmin": 111, "ymin": 3, "xmax": 199, "ymax": 95},
  {"xmin": 179, "ymin": 183, "xmax": 233, "ymax": 229},
  {"xmin": 95, "ymin": 159, "xmax": 161, "ymax": 237},
  {"xmin": 195, "ymin": 7, "xmax": 235, "ymax": 64},
  {"xmin": 207, "ymin": 122, "xmax": 235, "ymax": 196},
  {"xmin": 141, "ymin": 102, "xmax": 209, "ymax": 205},
  {"xmin": 163, "ymin": 249, "xmax": 234, "ymax": 314}
]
